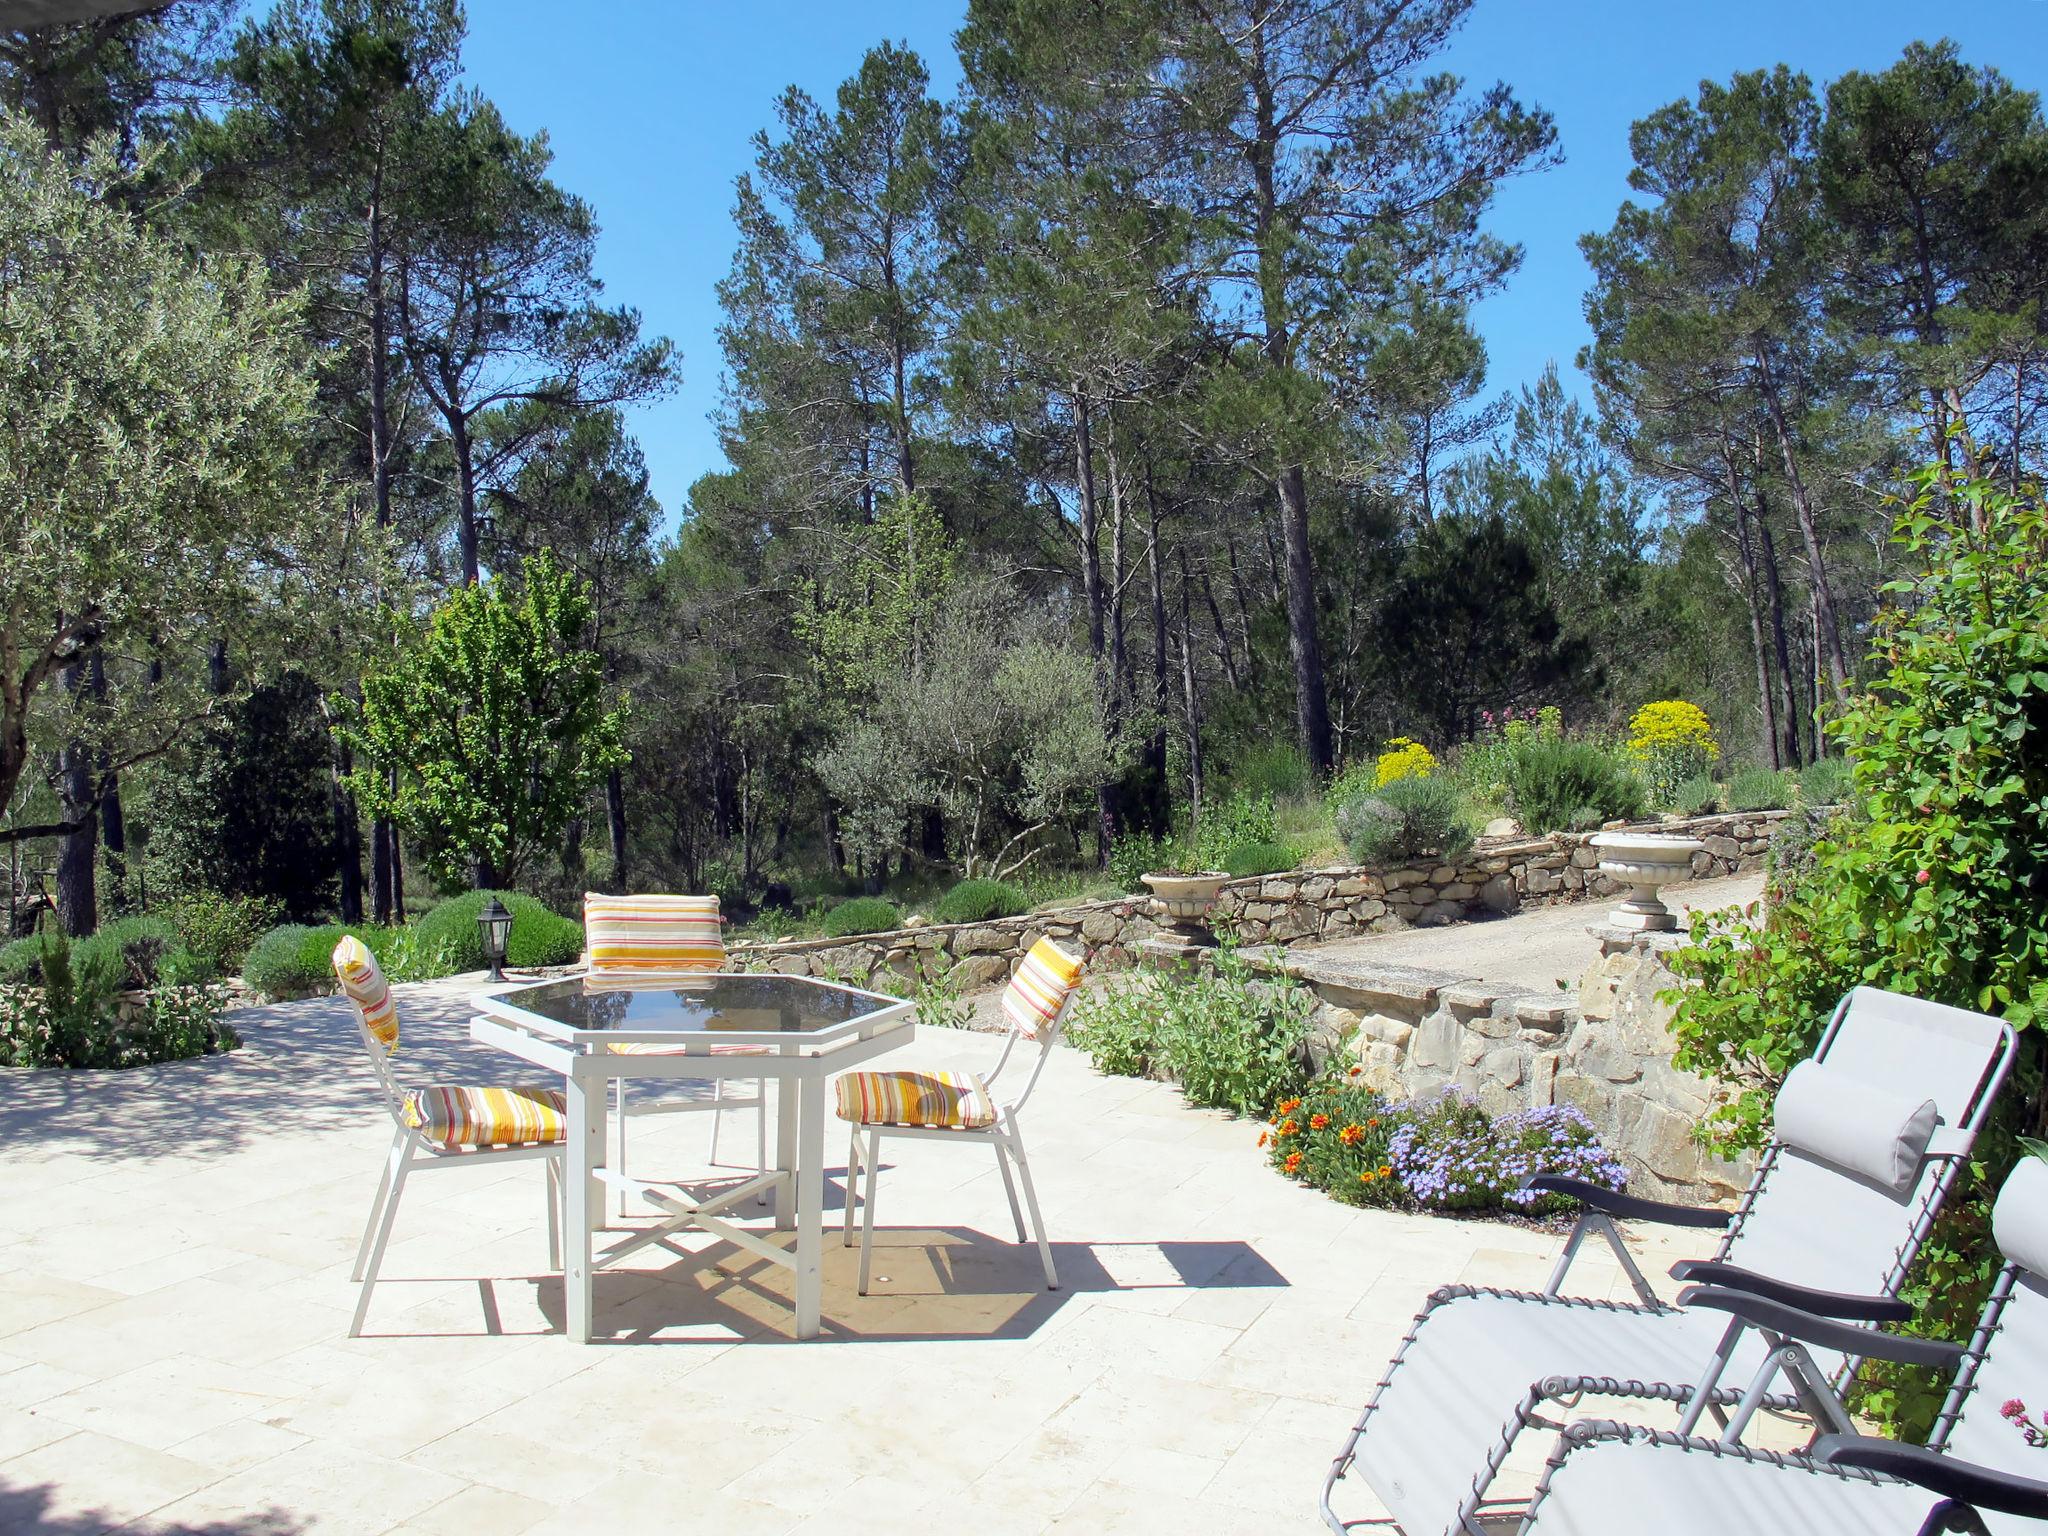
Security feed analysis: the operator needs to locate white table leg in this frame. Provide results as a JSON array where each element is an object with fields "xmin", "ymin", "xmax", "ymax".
[
  {"xmin": 774, "ymin": 1059, "xmax": 798, "ymax": 1232},
  {"xmin": 564, "ymin": 1060, "xmax": 606, "ymax": 1343},
  {"xmin": 795, "ymin": 1068, "xmax": 824, "ymax": 1339}
]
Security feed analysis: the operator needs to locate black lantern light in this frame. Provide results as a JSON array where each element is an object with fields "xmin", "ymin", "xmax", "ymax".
[{"xmin": 477, "ymin": 895, "xmax": 513, "ymax": 983}]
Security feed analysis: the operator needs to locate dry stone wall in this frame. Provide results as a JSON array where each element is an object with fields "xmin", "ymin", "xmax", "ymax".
[
  {"xmin": 732, "ymin": 808, "xmax": 1792, "ymax": 993},
  {"xmin": 1279, "ymin": 934, "xmax": 1751, "ymax": 1202}
]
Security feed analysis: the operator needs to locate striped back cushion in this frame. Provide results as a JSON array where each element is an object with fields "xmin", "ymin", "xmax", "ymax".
[
  {"xmin": 584, "ymin": 893, "xmax": 725, "ymax": 975},
  {"xmin": 332, "ymin": 935, "xmax": 399, "ymax": 1053},
  {"xmin": 1002, "ymin": 938, "xmax": 1083, "ymax": 1042}
]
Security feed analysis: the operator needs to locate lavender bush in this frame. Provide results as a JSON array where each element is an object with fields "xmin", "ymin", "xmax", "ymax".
[{"xmin": 1387, "ymin": 1093, "xmax": 1628, "ymax": 1214}]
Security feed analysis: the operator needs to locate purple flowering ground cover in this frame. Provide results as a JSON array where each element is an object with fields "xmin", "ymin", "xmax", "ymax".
[{"xmin": 1263, "ymin": 1075, "xmax": 1629, "ymax": 1216}]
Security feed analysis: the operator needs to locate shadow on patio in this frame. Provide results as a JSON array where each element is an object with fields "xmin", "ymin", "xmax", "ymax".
[
  {"xmin": 0, "ymin": 1476, "xmax": 302, "ymax": 1535},
  {"xmin": 361, "ymin": 1226, "xmax": 1287, "ymax": 1347}
]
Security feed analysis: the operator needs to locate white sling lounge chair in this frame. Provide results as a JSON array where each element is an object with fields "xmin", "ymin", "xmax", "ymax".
[
  {"xmin": 1514, "ymin": 1155, "xmax": 2048, "ymax": 1536},
  {"xmin": 1321, "ymin": 985, "xmax": 2015, "ymax": 1536}
]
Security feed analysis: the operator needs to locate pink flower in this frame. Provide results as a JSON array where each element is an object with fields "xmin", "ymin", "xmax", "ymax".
[
  {"xmin": 1916, "ymin": 869, "xmax": 1931, "ymax": 885},
  {"xmin": 2004, "ymin": 1399, "xmax": 2027, "ymax": 1419},
  {"xmin": 1482, "ymin": 710, "xmax": 1494, "ymax": 725}
]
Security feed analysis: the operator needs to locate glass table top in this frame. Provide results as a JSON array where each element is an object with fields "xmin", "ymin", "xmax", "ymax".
[{"xmin": 491, "ymin": 973, "xmax": 900, "ymax": 1037}]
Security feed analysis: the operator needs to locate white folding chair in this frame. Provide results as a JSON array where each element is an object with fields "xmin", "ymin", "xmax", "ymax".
[
  {"xmin": 583, "ymin": 893, "xmax": 767, "ymax": 1215},
  {"xmin": 835, "ymin": 937, "xmax": 1084, "ymax": 1293},
  {"xmin": 331, "ymin": 936, "xmax": 565, "ymax": 1338}
]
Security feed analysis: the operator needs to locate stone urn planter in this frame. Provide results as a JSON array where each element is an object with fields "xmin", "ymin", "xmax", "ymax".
[
  {"xmin": 1591, "ymin": 833, "xmax": 1705, "ymax": 932},
  {"xmin": 1139, "ymin": 870, "xmax": 1229, "ymax": 960}
]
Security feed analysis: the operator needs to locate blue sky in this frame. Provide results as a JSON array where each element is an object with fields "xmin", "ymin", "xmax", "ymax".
[{"xmin": 461, "ymin": 1, "xmax": 2045, "ymax": 526}]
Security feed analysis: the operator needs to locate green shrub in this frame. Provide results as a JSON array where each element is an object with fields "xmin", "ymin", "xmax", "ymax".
[
  {"xmin": 1221, "ymin": 840, "xmax": 1300, "ymax": 878},
  {"xmin": 0, "ymin": 933, "xmax": 237, "ymax": 1069},
  {"xmin": 242, "ymin": 922, "xmax": 383, "ymax": 999},
  {"xmin": 0, "ymin": 932, "xmax": 44, "ymax": 983},
  {"xmin": 1725, "ymin": 764, "xmax": 1793, "ymax": 812},
  {"xmin": 1191, "ymin": 791, "xmax": 1278, "ymax": 872},
  {"xmin": 1503, "ymin": 736, "xmax": 1644, "ymax": 834},
  {"xmin": 411, "ymin": 890, "xmax": 585, "ymax": 971},
  {"xmin": 1069, "ymin": 946, "xmax": 1313, "ymax": 1117},
  {"xmin": 931, "ymin": 878, "xmax": 1028, "ymax": 925},
  {"xmin": 876, "ymin": 951, "xmax": 971, "ymax": 1030},
  {"xmin": 1106, "ymin": 830, "xmax": 1175, "ymax": 893},
  {"xmin": 1229, "ymin": 740, "xmax": 1311, "ymax": 800},
  {"xmin": 1796, "ymin": 755, "xmax": 1854, "ymax": 808},
  {"xmin": 1335, "ymin": 776, "xmax": 1474, "ymax": 866},
  {"xmin": 1263, "ymin": 1076, "xmax": 1406, "ymax": 1208},
  {"xmin": 168, "ymin": 891, "xmax": 283, "ymax": 977},
  {"xmin": 1672, "ymin": 773, "xmax": 1721, "ymax": 817},
  {"xmin": 1324, "ymin": 761, "xmax": 1379, "ymax": 820},
  {"xmin": 820, "ymin": 896, "xmax": 902, "ymax": 938}
]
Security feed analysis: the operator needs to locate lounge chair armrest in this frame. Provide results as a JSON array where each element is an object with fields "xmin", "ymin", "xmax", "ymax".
[
  {"xmin": 1522, "ymin": 1176, "xmax": 1733, "ymax": 1229},
  {"xmin": 1817, "ymin": 1435, "xmax": 2048, "ymax": 1521},
  {"xmin": 1675, "ymin": 1286, "xmax": 1966, "ymax": 1369},
  {"xmin": 1667, "ymin": 1260, "xmax": 1914, "ymax": 1323}
]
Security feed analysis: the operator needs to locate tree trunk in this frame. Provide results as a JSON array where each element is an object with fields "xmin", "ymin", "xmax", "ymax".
[
  {"xmin": 1757, "ymin": 519, "xmax": 1803, "ymax": 768},
  {"xmin": 55, "ymin": 658, "xmax": 95, "ymax": 938},
  {"xmin": 327, "ymin": 717, "xmax": 363, "ymax": 924},
  {"xmin": 371, "ymin": 818, "xmax": 394, "ymax": 925},
  {"xmin": 1143, "ymin": 467, "xmax": 1171, "ymax": 833},
  {"xmin": 89, "ymin": 650, "xmax": 126, "ymax": 911},
  {"xmin": 1074, "ymin": 388, "xmax": 1116, "ymax": 865},
  {"xmin": 1725, "ymin": 484, "xmax": 1782, "ymax": 771},
  {"xmin": 1753, "ymin": 347, "xmax": 1849, "ymax": 705},
  {"xmin": 1274, "ymin": 464, "xmax": 1334, "ymax": 776},
  {"xmin": 1177, "ymin": 545, "xmax": 1205, "ymax": 828},
  {"xmin": 606, "ymin": 767, "xmax": 628, "ymax": 888},
  {"xmin": 450, "ymin": 403, "xmax": 481, "ymax": 586}
]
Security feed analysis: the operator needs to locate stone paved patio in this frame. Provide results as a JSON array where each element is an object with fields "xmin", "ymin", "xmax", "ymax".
[{"xmin": 0, "ymin": 975, "xmax": 1721, "ymax": 1535}]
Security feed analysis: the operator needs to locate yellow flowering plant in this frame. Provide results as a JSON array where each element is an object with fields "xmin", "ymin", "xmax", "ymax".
[
  {"xmin": 1625, "ymin": 700, "xmax": 1719, "ymax": 810},
  {"xmin": 1374, "ymin": 736, "xmax": 1437, "ymax": 787}
]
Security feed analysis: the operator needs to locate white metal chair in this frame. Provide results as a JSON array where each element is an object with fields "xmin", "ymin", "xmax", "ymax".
[
  {"xmin": 1321, "ymin": 984, "xmax": 2016, "ymax": 1535},
  {"xmin": 331, "ymin": 936, "xmax": 566, "ymax": 1337},
  {"xmin": 582, "ymin": 893, "xmax": 767, "ymax": 1215},
  {"xmin": 835, "ymin": 936, "xmax": 1084, "ymax": 1294},
  {"xmin": 1516, "ymin": 1156, "xmax": 2048, "ymax": 1536}
]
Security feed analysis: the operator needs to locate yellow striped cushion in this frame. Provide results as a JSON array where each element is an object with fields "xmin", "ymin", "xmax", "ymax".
[
  {"xmin": 834, "ymin": 1069, "xmax": 997, "ymax": 1129},
  {"xmin": 403, "ymin": 1084, "xmax": 568, "ymax": 1148},
  {"xmin": 584, "ymin": 893, "xmax": 725, "ymax": 974},
  {"xmin": 608, "ymin": 1040, "xmax": 770, "ymax": 1057},
  {"xmin": 332, "ymin": 935, "xmax": 399, "ymax": 1052},
  {"xmin": 1001, "ymin": 938, "xmax": 1083, "ymax": 1041}
]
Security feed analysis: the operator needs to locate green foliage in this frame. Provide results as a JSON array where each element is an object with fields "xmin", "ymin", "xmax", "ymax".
[
  {"xmin": 1262, "ymin": 1077, "xmax": 1406, "ymax": 1208},
  {"xmin": 143, "ymin": 674, "xmax": 340, "ymax": 920},
  {"xmin": 0, "ymin": 114, "xmax": 318, "ymax": 818},
  {"xmin": 411, "ymin": 891, "xmax": 585, "ymax": 972},
  {"xmin": 168, "ymin": 892, "xmax": 283, "ymax": 979},
  {"xmin": 820, "ymin": 897, "xmax": 902, "ymax": 938},
  {"xmin": 242, "ymin": 923, "xmax": 385, "ymax": 1001},
  {"xmin": 1335, "ymin": 776, "xmax": 1474, "ymax": 866},
  {"xmin": 1503, "ymin": 735, "xmax": 1644, "ymax": 834},
  {"xmin": 1228, "ymin": 741, "xmax": 1311, "ymax": 801},
  {"xmin": 61, "ymin": 915, "xmax": 208, "ymax": 991},
  {"xmin": 1106, "ymin": 791, "xmax": 1281, "ymax": 888},
  {"xmin": 1726, "ymin": 765, "xmax": 1794, "ymax": 812},
  {"xmin": 1673, "ymin": 466, "xmax": 2048, "ymax": 1149},
  {"xmin": 1068, "ymin": 947, "xmax": 1313, "ymax": 1118},
  {"xmin": 1221, "ymin": 841, "xmax": 1299, "ymax": 879},
  {"xmin": 1796, "ymin": 755, "xmax": 1854, "ymax": 808},
  {"xmin": 0, "ymin": 933, "xmax": 236, "ymax": 1069},
  {"xmin": 1764, "ymin": 806, "xmax": 1837, "ymax": 898},
  {"xmin": 931, "ymin": 879, "xmax": 1028, "ymax": 925},
  {"xmin": 1673, "ymin": 773, "xmax": 1721, "ymax": 817},
  {"xmin": 794, "ymin": 493, "xmax": 958, "ymax": 704},
  {"xmin": 876, "ymin": 951, "xmax": 970, "ymax": 1031},
  {"xmin": 346, "ymin": 551, "xmax": 628, "ymax": 889}
]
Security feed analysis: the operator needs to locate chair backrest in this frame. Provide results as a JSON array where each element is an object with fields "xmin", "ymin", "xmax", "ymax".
[
  {"xmin": 1717, "ymin": 985, "xmax": 2014, "ymax": 1303},
  {"xmin": 988, "ymin": 938, "xmax": 1085, "ymax": 1112},
  {"xmin": 332, "ymin": 935, "xmax": 407, "ymax": 1123},
  {"xmin": 583, "ymin": 892, "xmax": 724, "ymax": 976},
  {"xmin": 1932, "ymin": 1158, "xmax": 2048, "ymax": 1520}
]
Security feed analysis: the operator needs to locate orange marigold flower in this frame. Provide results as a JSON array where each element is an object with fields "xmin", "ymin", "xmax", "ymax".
[
  {"xmin": 1283, "ymin": 1151, "xmax": 1304, "ymax": 1174},
  {"xmin": 1347, "ymin": 1064, "xmax": 1363, "ymax": 1077},
  {"xmin": 1257, "ymin": 1131, "xmax": 1269, "ymax": 1148},
  {"xmin": 1359, "ymin": 1169, "xmax": 1377, "ymax": 1184},
  {"xmin": 1377, "ymin": 1164, "xmax": 1393, "ymax": 1178},
  {"xmin": 1277, "ymin": 1097, "xmax": 1303, "ymax": 1115},
  {"xmin": 1276, "ymin": 1118, "xmax": 1299, "ymax": 1137},
  {"xmin": 1338, "ymin": 1124, "xmax": 1364, "ymax": 1146},
  {"xmin": 1309, "ymin": 1113, "xmax": 1330, "ymax": 1130},
  {"xmin": 1367, "ymin": 1117, "xmax": 1381, "ymax": 1128}
]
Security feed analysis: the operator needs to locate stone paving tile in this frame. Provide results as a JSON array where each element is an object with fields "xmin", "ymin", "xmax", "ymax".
[{"xmin": 0, "ymin": 972, "xmax": 1729, "ymax": 1535}]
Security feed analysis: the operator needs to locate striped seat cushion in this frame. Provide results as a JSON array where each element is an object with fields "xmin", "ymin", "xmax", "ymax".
[
  {"xmin": 332, "ymin": 935, "xmax": 399, "ymax": 1052},
  {"xmin": 403, "ymin": 1084, "xmax": 568, "ymax": 1148},
  {"xmin": 1002, "ymin": 938, "xmax": 1084, "ymax": 1041},
  {"xmin": 584, "ymin": 893, "xmax": 725, "ymax": 975},
  {"xmin": 834, "ymin": 1069, "xmax": 998, "ymax": 1130}
]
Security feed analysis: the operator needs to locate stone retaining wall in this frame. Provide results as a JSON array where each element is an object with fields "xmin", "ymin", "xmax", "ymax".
[
  {"xmin": 1277, "ymin": 934, "xmax": 1751, "ymax": 1202},
  {"xmin": 734, "ymin": 808, "xmax": 1793, "ymax": 994}
]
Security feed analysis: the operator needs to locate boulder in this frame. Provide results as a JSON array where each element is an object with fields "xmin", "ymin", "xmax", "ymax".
[
  {"xmin": 1479, "ymin": 875, "xmax": 1519, "ymax": 914},
  {"xmin": 1482, "ymin": 817, "xmax": 1522, "ymax": 839}
]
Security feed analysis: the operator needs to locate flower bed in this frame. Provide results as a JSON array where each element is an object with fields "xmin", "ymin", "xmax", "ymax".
[{"xmin": 1262, "ymin": 1076, "xmax": 1628, "ymax": 1217}]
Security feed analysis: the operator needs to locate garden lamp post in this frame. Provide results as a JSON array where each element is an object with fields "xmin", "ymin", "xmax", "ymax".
[{"xmin": 477, "ymin": 896, "xmax": 513, "ymax": 982}]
